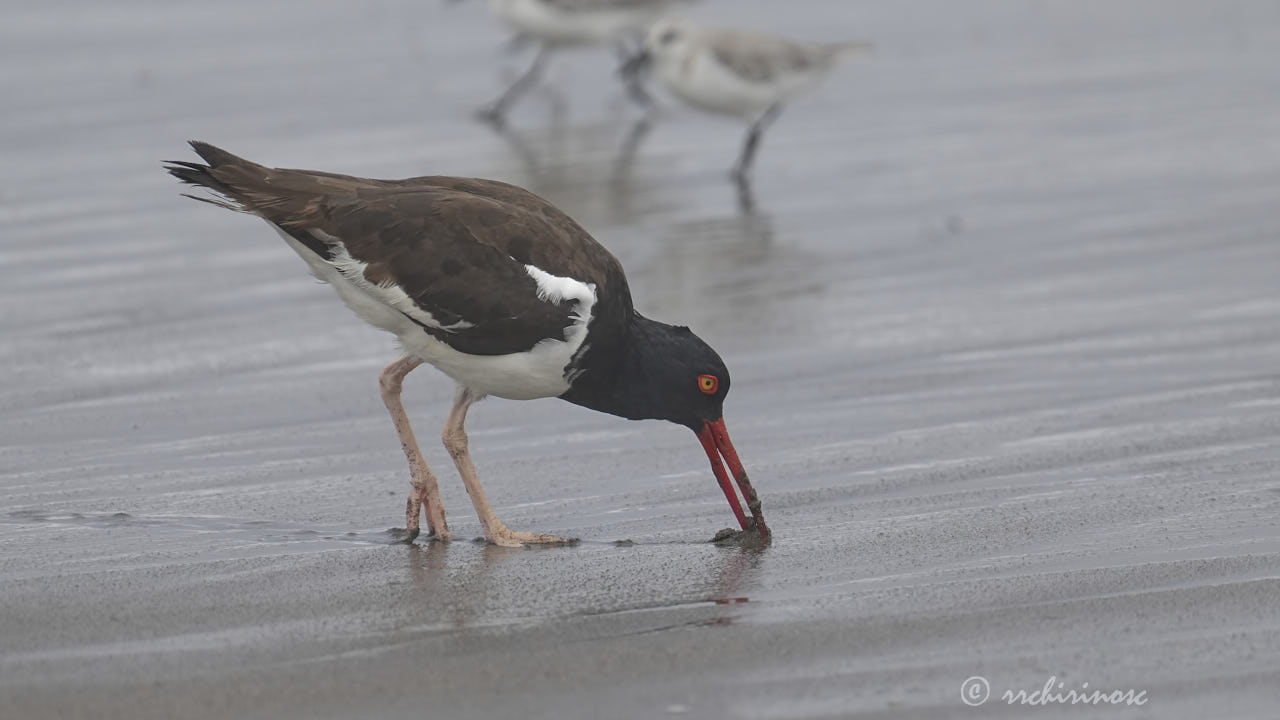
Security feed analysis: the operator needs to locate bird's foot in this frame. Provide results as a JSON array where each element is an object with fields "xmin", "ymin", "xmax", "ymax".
[
  {"xmin": 398, "ymin": 528, "xmax": 451, "ymax": 544},
  {"xmin": 486, "ymin": 527, "xmax": 577, "ymax": 548},
  {"xmin": 405, "ymin": 495, "xmax": 422, "ymax": 542},
  {"xmin": 405, "ymin": 494, "xmax": 451, "ymax": 543}
]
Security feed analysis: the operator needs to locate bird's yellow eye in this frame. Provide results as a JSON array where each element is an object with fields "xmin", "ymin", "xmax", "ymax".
[{"xmin": 697, "ymin": 374, "xmax": 718, "ymax": 395}]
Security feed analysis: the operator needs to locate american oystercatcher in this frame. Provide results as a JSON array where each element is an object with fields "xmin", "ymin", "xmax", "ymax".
[
  {"xmin": 473, "ymin": 0, "xmax": 682, "ymax": 122},
  {"xmin": 633, "ymin": 19, "xmax": 871, "ymax": 180},
  {"xmin": 165, "ymin": 142, "xmax": 768, "ymax": 547}
]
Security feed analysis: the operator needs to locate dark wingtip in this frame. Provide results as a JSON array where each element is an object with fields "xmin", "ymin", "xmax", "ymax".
[
  {"xmin": 163, "ymin": 160, "xmax": 205, "ymax": 184},
  {"xmin": 178, "ymin": 192, "xmax": 243, "ymax": 212},
  {"xmin": 163, "ymin": 144, "xmax": 246, "ymax": 211},
  {"xmin": 186, "ymin": 140, "xmax": 251, "ymax": 169}
]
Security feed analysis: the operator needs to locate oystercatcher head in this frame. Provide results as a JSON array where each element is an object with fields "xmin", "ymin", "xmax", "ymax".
[{"xmin": 165, "ymin": 141, "xmax": 768, "ymax": 547}]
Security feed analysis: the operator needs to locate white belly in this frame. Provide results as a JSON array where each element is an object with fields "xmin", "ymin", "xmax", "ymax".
[
  {"xmin": 400, "ymin": 331, "xmax": 576, "ymax": 400},
  {"xmin": 660, "ymin": 50, "xmax": 818, "ymax": 118}
]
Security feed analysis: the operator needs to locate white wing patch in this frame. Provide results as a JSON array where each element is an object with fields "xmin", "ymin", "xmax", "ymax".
[
  {"xmin": 405, "ymin": 264, "xmax": 597, "ymax": 399},
  {"xmin": 525, "ymin": 264, "xmax": 594, "ymax": 308},
  {"xmin": 524, "ymin": 263, "xmax": 597, "ymax": 380},
  {"xmin": 272, "ymin": 219, "xmax": 600, "ymax": 400}
]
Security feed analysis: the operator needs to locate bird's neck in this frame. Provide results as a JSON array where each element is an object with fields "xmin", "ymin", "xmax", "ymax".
[{"xmin": 559, "ymin": 312, "xmax": 678, "ymax": 422}]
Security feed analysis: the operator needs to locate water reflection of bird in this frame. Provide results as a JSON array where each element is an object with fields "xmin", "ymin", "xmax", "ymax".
[
  {"xmin": 165, "ymin": 141, "xmax": 769, "ymax": 547},
  {"xmin": 403, "ymin": 542, "xmax": 760, "ymax": 631},
  {"xmin": 481, "ymin": 115, "xmax": 653, "ymax": 189},
  {"xmin": 473, "ymin": 0, "xmax": 690, "ymax": 124},
  {"xmin": 633, "ymin": 18, "xmax": 871, "ymax": 180},
  {"xmin": 641, "ymin": 210, "xmax": 779, "ymax": 328}
]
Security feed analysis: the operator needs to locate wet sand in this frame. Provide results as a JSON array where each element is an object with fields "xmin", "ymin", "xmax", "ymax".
[{"xmin": 4, "ymin": 1, "xmax": 1280, "ymax": 717}]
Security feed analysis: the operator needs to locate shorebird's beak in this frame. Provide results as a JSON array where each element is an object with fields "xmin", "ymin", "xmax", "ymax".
[{"xmin": 696, "ymin": 419, "xmax": 770, "ymax": 539}]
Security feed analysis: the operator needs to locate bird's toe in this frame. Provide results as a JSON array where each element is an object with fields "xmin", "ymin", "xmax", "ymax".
[
  {"xmin": 487, "ymin": 528, "xmax": 576, "ymax": 547},
  {"xmin": 511, "ymin": 530, "xmax": 576, "ymax": 544}
]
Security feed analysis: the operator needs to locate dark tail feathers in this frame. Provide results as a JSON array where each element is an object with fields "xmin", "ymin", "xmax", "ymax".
[{"xmin": 162, "ymin": 141, "xmax": 260, "ymax": 212}]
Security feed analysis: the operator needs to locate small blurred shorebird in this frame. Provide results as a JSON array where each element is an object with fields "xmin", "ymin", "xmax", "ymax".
[
  {"xmin": 475, "ymin": 0, "xmax": 690, "ymax": 123},
  {"xmin": 635, "ymin": 19, "xmax": 871, "ymax": 180}
]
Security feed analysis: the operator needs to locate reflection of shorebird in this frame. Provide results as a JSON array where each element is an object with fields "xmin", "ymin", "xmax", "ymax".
[
  {"xmin": 166, "ymin": 142, "xmax": 769, "ymax": 548},
  {"xmin": 482, "ymin": 115, "xmax": 653, "ymax": 183},
  {"xmin": 475, "ymin": 0, "xmax": 688, "ymax": 123},
  {"xmin": 634, "ymin": 19, "xmax": 871, "ymax": 180},
  {"xmin": 479, "ymin": 116, "xmax": 662, "ymax": 227}
]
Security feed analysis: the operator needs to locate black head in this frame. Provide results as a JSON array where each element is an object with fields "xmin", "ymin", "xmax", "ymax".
[
  {"xmin": 559, "ymin": 313, "xmax": 768, "ymax": 541},
  {"xmin": 563, "ymin": 316, "xmax": 730, "ymax": 430},
  {"xmin": 640, "ymin": 322, "xmax": 732, "ymax": 430}
]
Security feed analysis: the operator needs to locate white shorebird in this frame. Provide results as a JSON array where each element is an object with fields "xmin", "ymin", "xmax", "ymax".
[
  {"xmin": 636, "ymin": 18, "xmax": 871, "ymax": 179},
  {"xmin": 476, "ymin": 0, "xmax": 689, "ymax": 123}
]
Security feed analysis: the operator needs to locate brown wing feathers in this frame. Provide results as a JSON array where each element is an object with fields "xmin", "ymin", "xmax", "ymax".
[{"xmin": 164, "ymin": 141, "xmax": 633, "ymax": 357}]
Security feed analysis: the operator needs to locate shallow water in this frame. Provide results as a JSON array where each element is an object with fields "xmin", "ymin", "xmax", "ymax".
[{"xmin": 3, "ymin": 1, "xmax": 1280, "ymax": 718}]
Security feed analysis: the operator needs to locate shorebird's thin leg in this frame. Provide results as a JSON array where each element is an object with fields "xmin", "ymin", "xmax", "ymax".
[
  {"xmin": 478, "ymin": 45, "xmax": 551, "ymax": 124},
  {"xmin": 614, "ymin": 117, "xmax": 653, "ymax": 176},
  {"xmin": 380, "ymin": 356, "xmax": 450, "ymax": 542},
  {"xmin": 614, "ymin": 41, "xmax": 654, "ymax": 110},
  {"xmin": 441, "ymin": 386, "xmax": 570, "ymax": 547},
  {"xmin": 734, "ymin": 174, "xmax": 758, "ymax": 216},
  {"xmin": 731, "ymin": 103, "xmax": 783, "ymax": 181}
]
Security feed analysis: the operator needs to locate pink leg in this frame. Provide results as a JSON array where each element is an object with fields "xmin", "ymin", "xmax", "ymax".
[
  {"xmin": 379, "ymin": 356, "xmax": 450, "ymax": 541},
  {"xmin": 441, "ymin": 386, "xmax": 570, "ymax": 547}
]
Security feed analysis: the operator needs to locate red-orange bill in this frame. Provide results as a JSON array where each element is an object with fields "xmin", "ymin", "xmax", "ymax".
[{"xmin": 695, "ymin": 418, "xmax": 770, "ymax": 539}]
